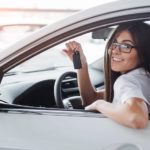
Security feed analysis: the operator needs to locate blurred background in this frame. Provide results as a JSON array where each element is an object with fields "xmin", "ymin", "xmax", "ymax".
[{"xmin": 0, "ymin": 0, "xmax": 115, "ymax": 49}]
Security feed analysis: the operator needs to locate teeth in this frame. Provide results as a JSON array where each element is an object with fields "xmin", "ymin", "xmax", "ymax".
[{"xmin": 112, "ymin": 57, "xmax": 123, "ymax": 62}]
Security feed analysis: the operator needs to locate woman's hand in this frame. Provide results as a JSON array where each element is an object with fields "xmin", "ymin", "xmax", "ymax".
[
  {"xmin": 63, "ymin": 41, "xmax": 87, "ymax": 68},
  {"xmin": 85, "ymin": 98, "xmax": 148, "ymax": 129},
  {"xmin": 85, "ymin": 100, "xmax": 105, "ymax": 112}
]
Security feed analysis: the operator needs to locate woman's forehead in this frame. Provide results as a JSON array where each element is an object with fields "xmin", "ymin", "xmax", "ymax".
[{"xmin": 114, "ymin": 30, "xmax": 134, "ymax": 44}]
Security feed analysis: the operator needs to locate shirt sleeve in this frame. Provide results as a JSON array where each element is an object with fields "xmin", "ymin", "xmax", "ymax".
[{"xmin": 114, "ymin": 75, "xmax": 147, "ymax": 104}]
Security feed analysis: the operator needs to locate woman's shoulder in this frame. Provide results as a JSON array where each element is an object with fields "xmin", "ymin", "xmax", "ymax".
[
  {"xmin": 127, "ymin": 67, "xmax": 148, "ymax": 75},
  {"xmin": 116, "ymin": 67, "xmax": 150, "ymax": 85}
]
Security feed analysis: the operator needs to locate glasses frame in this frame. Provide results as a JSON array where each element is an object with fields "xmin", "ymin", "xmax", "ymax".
[{"xmin": 110, "ymin": 42, "xmax": 136, "ymax": 53}]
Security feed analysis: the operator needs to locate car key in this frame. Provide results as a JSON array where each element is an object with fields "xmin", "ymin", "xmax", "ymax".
[{"xmin": 73, "ymin": 50, "xmax": 82, "ymax": 69}]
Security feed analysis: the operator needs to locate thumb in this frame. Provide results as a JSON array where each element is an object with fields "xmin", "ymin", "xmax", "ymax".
[
  {"xmin": 62, "ymin": 49, "xmax": 68, "ymax": 54},
  {"xmin": 85, "ymin": 104, "xmax": 94, "ymax": 110}
]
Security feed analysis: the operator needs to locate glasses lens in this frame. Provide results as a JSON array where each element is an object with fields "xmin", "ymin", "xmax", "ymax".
[
  {"xmin": 120, "ymin": 44, "xmax": 131, "ymax": 53},
  {"xmin": 110, "ymin": 42, "xmax": 132, "ymax": 53}
]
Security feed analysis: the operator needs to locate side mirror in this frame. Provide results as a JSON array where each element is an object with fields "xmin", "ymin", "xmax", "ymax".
[{"xmin": 92, "ymin": 28, "xmax": 113, "ymax": 40}]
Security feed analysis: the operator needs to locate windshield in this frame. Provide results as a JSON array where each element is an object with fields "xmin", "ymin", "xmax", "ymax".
[{"xmin": 7, "ymin": 32, "xmax": 106, "ymax": 74}]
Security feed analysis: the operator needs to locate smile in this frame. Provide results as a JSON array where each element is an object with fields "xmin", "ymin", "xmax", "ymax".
[{"xmin": 112, "ymin": 57, "xmax": 124, "ymax": 62}]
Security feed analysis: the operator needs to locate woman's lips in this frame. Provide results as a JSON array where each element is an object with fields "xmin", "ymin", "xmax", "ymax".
[{"xmin": 112, "ymin": 57, "xmax": 124, "ymax": 62}]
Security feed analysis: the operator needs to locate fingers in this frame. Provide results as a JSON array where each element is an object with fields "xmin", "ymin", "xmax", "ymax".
[
  {"xmin": 65, "ymin": 41, "xmax": 82, "ymax": 53},
  {"xmin": 63, "ymin": 40, "xmax": 87, "ymax": 65},
  {"xmin": 85, "ymin": 100, "xmax": 103, "ymax": 111},
  {"xmin": 85, "ymin": 104, "xmax": 95, "ymax": 111}
]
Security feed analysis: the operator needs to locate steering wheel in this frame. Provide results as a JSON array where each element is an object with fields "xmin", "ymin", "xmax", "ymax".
[{"xmin": 54, "ymin": 71, "xmax": 82, "ymax": 109}]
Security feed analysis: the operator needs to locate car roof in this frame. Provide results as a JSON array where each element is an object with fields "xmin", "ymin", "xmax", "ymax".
[{"xmin": 0, "ymin": 0, "xmax": 150, "ymax": 62}]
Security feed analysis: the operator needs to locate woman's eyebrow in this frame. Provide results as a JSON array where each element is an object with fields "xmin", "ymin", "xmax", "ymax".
[{"xmin": 122, "ymin": 40, "xmax": 134, "ymax": 45}]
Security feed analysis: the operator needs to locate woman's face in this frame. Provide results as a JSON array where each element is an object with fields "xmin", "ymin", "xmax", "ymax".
[{"xmin": 109, "ymin": 30, "xmax": 140, "ymax": 74}]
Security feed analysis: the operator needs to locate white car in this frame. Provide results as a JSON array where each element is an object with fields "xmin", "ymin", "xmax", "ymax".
[{"xmin": 0, "ymin": 0, "xmax": 150, "ymax": 150}]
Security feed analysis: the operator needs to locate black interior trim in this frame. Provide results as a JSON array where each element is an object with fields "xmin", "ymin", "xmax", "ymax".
[{"xmin": 13, "ymin": 80, "xmax": 56, "ymax": 107}]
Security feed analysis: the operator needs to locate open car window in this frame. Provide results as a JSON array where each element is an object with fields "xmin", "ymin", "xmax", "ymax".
[
  {"xmin": 6, "ymin": 31, "xmax": 106, "ymax": 75},
  {"xmin": 0, "ymin": 27, "xmax": 111, "ymax": 108}
]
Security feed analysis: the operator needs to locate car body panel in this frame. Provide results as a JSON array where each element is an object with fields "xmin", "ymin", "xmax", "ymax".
[{"xmin": 0, "ymin": 109, "xmax": 149, "ymax": 150}]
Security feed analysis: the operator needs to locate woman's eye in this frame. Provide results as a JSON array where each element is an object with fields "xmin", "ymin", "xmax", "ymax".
[{"xmin": 121, "ymin": 44, "xmax": 128, "ymax": 49}]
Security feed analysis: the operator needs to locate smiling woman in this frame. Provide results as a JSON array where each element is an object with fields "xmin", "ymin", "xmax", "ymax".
[
  {"xmin": 109, "ymin": 30, "xmax": 139, "ymax": 73},
  {"xmin": 63, "ymin": 22, "xmax": 150, "ymax": 128},
  {"xmin": 87, "ymin": 22, "xmax": 150, "ymax": 128}
]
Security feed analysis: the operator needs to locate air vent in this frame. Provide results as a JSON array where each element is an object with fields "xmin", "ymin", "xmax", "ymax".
[{"xmin": 61, "ymin": 77, "xmax": 79, "ymax": 94}]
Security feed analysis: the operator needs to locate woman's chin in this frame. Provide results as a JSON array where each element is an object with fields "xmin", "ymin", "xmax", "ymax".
[{"xmin": 111, "ymin": 67, "xmax": 123, "ymax": 72}]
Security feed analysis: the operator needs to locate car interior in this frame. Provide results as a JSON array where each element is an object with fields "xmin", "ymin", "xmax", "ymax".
[{"xmin": 0, "ymin": 26, "xmax": 112, "ymax": 109}]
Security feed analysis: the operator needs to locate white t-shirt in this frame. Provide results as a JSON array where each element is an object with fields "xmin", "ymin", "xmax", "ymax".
[{"xmin": 113, "ymin": 68, "xmax": 150, "ymax": 110}]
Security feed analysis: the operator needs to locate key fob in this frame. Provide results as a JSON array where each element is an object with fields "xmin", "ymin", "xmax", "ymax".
[{"xmin": 73, "ymin": 51, "xmax": 82, "ymax": 69}]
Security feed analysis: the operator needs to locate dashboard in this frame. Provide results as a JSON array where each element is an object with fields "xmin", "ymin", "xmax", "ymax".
[{"xmin": 0, "ymin": 66, "xmax": 104, "ymax": 108}]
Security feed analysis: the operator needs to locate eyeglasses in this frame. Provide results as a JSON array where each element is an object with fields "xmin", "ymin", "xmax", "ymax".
[{"xmin": 110, "ymin": 42, "xmax": 136, "ymax": 53}]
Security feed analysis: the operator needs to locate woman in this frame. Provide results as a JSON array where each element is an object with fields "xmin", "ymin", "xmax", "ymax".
[{"xmin": 63, "ymin": 22, "xmax": 150, "ymax": 128}]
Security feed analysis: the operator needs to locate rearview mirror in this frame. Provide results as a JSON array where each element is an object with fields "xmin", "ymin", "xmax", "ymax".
[{"xmin": 92, "ymin": 28, "xmax": 113, "ymax": 40}]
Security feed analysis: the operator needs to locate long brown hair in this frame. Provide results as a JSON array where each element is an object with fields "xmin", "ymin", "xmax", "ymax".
[{"xmin": 104, "ymin": 21, "xmax": 150, "ymax": 102}]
